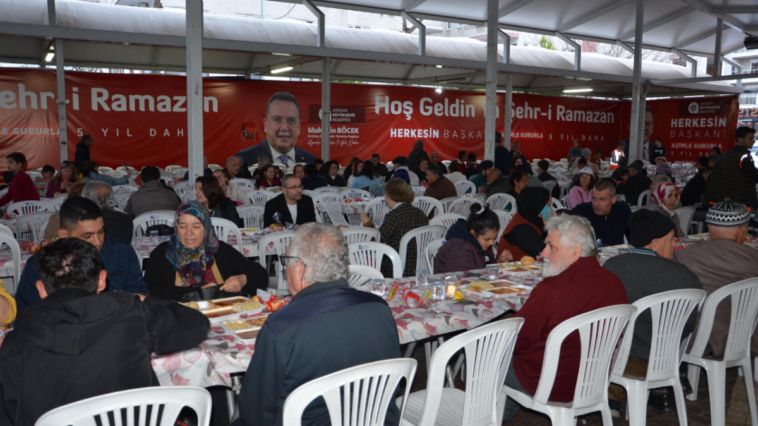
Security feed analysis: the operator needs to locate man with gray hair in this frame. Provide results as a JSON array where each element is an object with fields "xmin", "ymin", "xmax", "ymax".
[
  {"xmin": 82, "ymin": 181, "xmax": 133, "ymax": 243},
  {"xmin": 234, "ymin": 223, "xmax": 401, "ymax": 426},
  {"xmin": 570, "ymin": 179, "xmax": 631, "ymax": 246},
  {"xmin": 503, "ymin": 215, "xmax": 627, "ymax": 421},
  {"xmin": 223, "ymin": 156, "xmax": 252, "ymax": 180}
]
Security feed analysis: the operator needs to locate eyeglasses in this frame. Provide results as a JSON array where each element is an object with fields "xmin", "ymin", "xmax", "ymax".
[
  {"xmin": 284, "ymin": 185, "xmax": 304, "ymax": 190},
  {"xmin": 280, "ymin": 255, "xmax": 306, "ymax": 268}
]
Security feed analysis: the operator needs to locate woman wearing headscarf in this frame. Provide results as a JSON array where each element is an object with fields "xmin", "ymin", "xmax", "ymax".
[
  {"xmin": 144, "ymin": 201, "xmax": 267, "ymax": 301},
  {"xmin": 497, "ymin": 187, "xmax": 553, "ymax": 262},
  {"xmin": 645, "ymin": 182, "xmax": 684, "ymax": 237}
]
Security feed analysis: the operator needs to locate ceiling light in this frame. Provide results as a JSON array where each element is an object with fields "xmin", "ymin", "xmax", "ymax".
[
  {"xmin": 272, "ymin": 52, "xmax": 292, "ymax": 56},
  {"xmin": 45, "ymin": 52, "xmax": 55, "ymax": 62},
  {"xmin": 271, "ymin": 66, "xmax": 293, "ymax": 74},
  {"xmin": 435, "ymin": 88, "xmax": 442, "ymax": 93},
  {"xmin": 436, "ymin": 65, "xmax": 443, "ymax": 68},
  {"xmin": 563, "ymin": 88, "xmax": 593, "ymax": 93}
]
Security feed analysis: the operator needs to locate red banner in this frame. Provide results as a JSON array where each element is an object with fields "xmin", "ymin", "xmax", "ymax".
[
  {"xmin": 0, "ymin": 68, "xmax": 740, "ymax": 171},
  {"xmin": 646, "ymin": 96, "xmax": 740, "ymax": 162}
]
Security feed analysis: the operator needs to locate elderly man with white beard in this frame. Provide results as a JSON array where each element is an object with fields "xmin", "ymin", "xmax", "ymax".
[{"xmin": 502, "ymin": 215, "xmax": 628, "ymax": 422}]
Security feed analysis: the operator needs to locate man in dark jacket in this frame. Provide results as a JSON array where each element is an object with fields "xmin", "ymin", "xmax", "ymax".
[
  {"xmin": 301, "ymin": 164, "xmax": 328, "ymax": 191},
  {"xmin": 234, "ymin": 223, "xmax": 401, "ymax": 426},
  {"xmin": 125, "ymin": 166, "xmax": 182, "ymax": 218},
  {"xmin": 494, "ymin": 132, "xmax": 512, "ymax": 176},
  {"xmin": 0, "ymin": 238, "xmax": 209, "ymax": 426},
  {"xmin": 570, "ymin": 180, "xmax": 631, "ymax": 246},
  {"xmin": 536, "ymin": 160, "xmax": 560, "ymax": 199},
  {"xmin": 484, "ymin": 169, "xmax": 513, "ymax": 197},
  {"xmin": 223, "ymin": 156, "xmax": 253, "ymax": 180},
  {"xmin": 371, "ymin": 153, "xmax": 390, "ymax": 178},
  {"xmin": 263, "ymin": 175, "xmax": 317, "ymax": 227},
  {"xmin": 703, "ymin": 127, "xmax": 758, "ymax": 209},
  {"xmin": 15, "ymin": 197, "xmax": 148, "ymax": 311},
  {"xmin": 680, "ymin": 167, "xmax": 712, "ymax": 207},
  {"xmin": 424, "ymin": 164, "xmax": 457, "ymax": 200},
  {"xmin": 616, "ymin": 161, "xmax": 651, "ymax": 206},
  {"xmin": 74, "ymin": 134, "xmax": 93, "ymax": 172}
]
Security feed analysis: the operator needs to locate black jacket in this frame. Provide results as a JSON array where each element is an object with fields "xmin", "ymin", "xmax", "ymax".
[
  {"xmin": 234, "ymin": 279, "xmax": 401, "ymax": 426},
  {"xmin": 680, "ymin": 171, "xmax": 708, "ymax": 207},
  {"xmin": 145, "ymin": 241, "xmax": 268, "ymax": 301},
  {"xmin": 0, "ymin": 288, "xmax": 209, "ymax": 426},
  {"xmin": 301, "ymin": 175, "xmax": 328, "ymax": 191},
  {"xmin": 223, "ymin": 166, "xmax": 253, "ymax": 180},
  {"xmin": 323, "ymin": 173, "xmax": 346, "ymax": 187},
  {"xmin": 74, "ymin": 141, "xmax": 91, "ymax": 171},
  {"xmin": 616, "ymin": 173, "xmax": 652, "ymax": 206},
  {"xmin": 264, "ymin": 194, "xmax": 317, "ymax": 227},
  {"xmin": 103, "ymin": 208, "xmax": 134, "ymax": 243},
  {"xmin": 211, "ymin": 199, "xmax": 243, "ymax": 227},
  {"xmin": 570, "ymin": 202, "xmax": 631, "ymax": 246},
  {"xmin": 235, "ymin": 140, "xmax": 316, "ymax": 167}
]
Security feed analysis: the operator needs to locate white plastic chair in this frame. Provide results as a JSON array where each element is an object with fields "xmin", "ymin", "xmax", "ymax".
[
  {"xmin": 0, "ymin": 224, "xmax": 13, "ymax": 237},
  {"xmin": 429, "ymin": 213, "xmax": 464, "ymax": 229},
  {"xmin": 48, "ymin": 194, "xmax": 67, "ymax": 211},
  {"xmin": 111, "ymin": 185, "xmax": 138, "ymax": 194},
  {"xmin": 425, "ymin": 238, "xmax": 446, "ymax": 275},
  {"xmin": 313, "ymin": 193, "xmax": 350, "ymax": 227},
  {"xmin": 551, "ymin": 197, "xmax": 564, "ymax": 211},
  {"xmin": 0, "ymin": 234, "xmax": 21, "ymax": 294},
  {"xmin": 675, "ymin": 206, "xmax": 696, "ymax": 237},
  {"xmin": 439, "ymin": 196, "xmax": 459, "ymax": 213},
  {"xmin": 236, "ymin": 205, "xmax": 265, "ymax": 229},
  {"xmin": 107, "ymin": 170, "xmax": 126, "ymax": 179},
  {"xmin": 347, "ymin": 264, "xmax": 384, "ymax": 288},
  {"xmin": 282, "ymin": 359, "xmax": 417, "ymax": 426},
  {"xmin": 211, "ymin": 217, "xmax": 242, "ymax": 252},
  {"xmin": 159, "ymin": 172, "xmax": 176, "ymax": 186},
  {"xmin": 246, "ymin": 189, "xmax": 275, "ymax": 205},
  {"xmin": 349, "ymin": 242, "xmax": 402, "ymax": 279},
  {"xmin": 208, "ymin": 164, "xmax": 222, "ymax": 171},
  {"xmin": 366, "ymin": 198, "xmax": 391, "ymax": 227},
  {"xmin": 399, "ymin": 225, "xmax": 446, "ymax": 276},
  {"xmin": 411, "ymin": 196, "xmax": 444, "ymax": 218},
  {"xmin": 486, "ymin": 193, "xmax": 517, "ymax": 213},
  {"xmin": 454, "ymin": 180, "xmax": 476, "ymax": 196},
  {"xmin": 341, "ymin": 227, "xmax": 380, "ymax": 245},
  {"xmin": 637, "ymin": 189, "xmax": 651, "ymax": 206},
  {"xmin": 231, "ymin": 178, "xmax": 255, "ymax": 192},
  {"xmin": 340, "ymin": 188, "xmax": 371, "ymax": 200},
  {"xmin": 6, "ymin": 201, "xmax": 53, "ymax": 217},
  {"xmin": 401, "ymin": 318, "xmax": 525, "ymax": 426},
  {"xmin": 447, "ymin": 198, "xmax": 482, "ymax": 218},
  {"xmin": 411, "ymin": 186, "xmax": 427, "ymax": 198},
  {"xmin": 493, "ymin": 210, "xmax": 513, "ymax": 234},
  {"xmin": 610, "ymin": 289, "xmax": 706, "ymax": 426},
  {"xmin": 15, "ymin": 212, "xmax": 54, "ymax": 242},
  {"xmin": 114, "ymin": 192, "xmax": 131, "ymax": 210},
  {"xmin": 35, "ymin": 386, "xmax": 212, "ymax": 426},
  {"xmin": 503, "ymin": 305, "xmax": 637, "ymax": 426},
  {"xmin": 684, "ymin": 278, "xmax": 758, "ymax": 426},
  {"xmin": 133, "ymin": 210, "xmax": 176, "ymax": 237},
  {"xmin": 544, "ymin": 180, "xmax": 558, "ymax": 194},
  {"xmin": 171, "ymin": 167, "xmax": 188, "ymax": 179},
  {"xmin": 258, "ymin": 230, "xmax": 295, "ymax": 293},
  {"xmin": 315, "ymin": 186, "xmax": 340, "ymax": 195},
  {"xmin": 302, "ymin": 189, "xmax": 314, "ymax": 197},
  {"xmin": 97, "ymin": 166, "xmax": 114, "ymax": 173},
  {"xmin": 165, "ymin": 165, "xmax": 183, "ymax": 172},
  {"xmin": 174, "ymin": 181, "xmax": 196, "ymax": 202}
]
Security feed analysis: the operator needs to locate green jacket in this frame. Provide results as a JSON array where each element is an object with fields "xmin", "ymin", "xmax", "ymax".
[
  {"xmin": 487, "ymin": 176, "xmax": 513, "ymax": 197},
  {"xmin": 470, "ymin": 173, "xmax": 488, "ymax": 190}
]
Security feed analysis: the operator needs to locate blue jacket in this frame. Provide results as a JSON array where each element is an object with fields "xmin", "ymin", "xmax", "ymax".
[
  {"xmin": 495, "ymin": 145, "xmax": 511, "ymax": 174},
  {"xmin": 15, "ymin": 236, "xmax": 148, "ymax": 311},
  {"xmin": 571, "ymin": 202, "xmax": 631, "ymax": 246}
]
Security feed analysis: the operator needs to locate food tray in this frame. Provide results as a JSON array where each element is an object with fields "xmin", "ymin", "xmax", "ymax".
[
  {"xmin": 201, "ymin": 306, "xmax": 242, "ymax": 320},
  {"xmin": 484, "ymin": 285, "xmax": 531, "ymax": 296},
  {"xmin": 210, "ymin": 296, "xmax": 266, "ymax": 314},
  {"xmin": 221, "ymin": 316, "xmax": 269, "ymax": 342}
]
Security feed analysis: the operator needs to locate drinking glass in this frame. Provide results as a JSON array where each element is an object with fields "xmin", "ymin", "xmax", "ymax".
[
  {"xmin": 432, "ymin": 282, "xmax": 446, "ymax": 301},
  {"xmin": 416, "ymin": 270, "xmax": 429, "ymax": 287},
  {"xmin": 371, "ymin": 279, "xmax": 387, "ymax": 297},
  {"xmin": 487, "ymin": 265, "xmax": 499, "ymax": 280}
]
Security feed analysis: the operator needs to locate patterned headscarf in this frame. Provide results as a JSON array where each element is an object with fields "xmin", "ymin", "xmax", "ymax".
[
  {"xmin": 166, "ymin": 201, "xmax": 220, "ymax": 287},
  {"xmin": 651, "ymin": 182, "xmax": 680, "ymax": 217},
  {"xmin": 655, "ymin": 163, "xmax": 672, "ymax": 178}
]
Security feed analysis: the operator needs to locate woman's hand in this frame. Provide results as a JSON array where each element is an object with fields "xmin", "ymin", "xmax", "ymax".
[
  {"xmin": 220, "ymin": 274, "xmax": 247, "ymax": 293},
  {"xmin": 497, "ymin": 249, "xmax": 513, "ymax": 263},
  {"xmin": 359, "ymin": 212, "xmax": 370, "ymax": 224},
  {"xmin": 201, "ymin": 283, "xmax": 218, "ymax": 289}
]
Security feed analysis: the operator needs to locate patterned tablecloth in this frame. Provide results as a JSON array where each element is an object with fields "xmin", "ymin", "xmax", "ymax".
[
  {"xmin": 151, "ymin": 265, "xmax": 542, "ymax": 387},
  {"xmin": 315, "ymin": 200, "xmax": 369, "ymax": 215},
  {"xmin": 0, "ymin": 217, "xmax": 16, "ymax": 233}
]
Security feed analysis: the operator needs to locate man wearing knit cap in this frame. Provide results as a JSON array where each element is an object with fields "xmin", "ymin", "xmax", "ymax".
[
  {"xmin": 603, "ymin": 209, "xmax": 702, "ymax": 413},
  {"xmin": 674, "ymin": 198, "xmax": 758, "ymax": 359}
]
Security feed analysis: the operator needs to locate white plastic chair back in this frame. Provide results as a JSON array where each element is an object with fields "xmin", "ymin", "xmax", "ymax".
[
  {"xmin": 544, "ymin": 180, "xmax": 558, "ymax": 194},
  {"xmin": 114, "ymin": 193, "xmax": 131, "ymax": 210},
  {"xmin": 425, "ymin": 239, "xmax": 446, "ymax": 274},
  {"xmin": 15, "ymin": 212, "xmax": 54, "ymax": 242},
  {"xmin": 349, "ymin": 242, "xmax": 402, "ymax": 279},
  {"xmin": 236, "ymin": 205, "xmax": 265, "ymax": 229},
  {"xmin": 340, "ymin": 188, "xmax": 371, "ymax": 200},
  {"xmin": 48, "ymin": 195, "xmax": 67, "ymax": 211},
  {"xmin": 0, "ymin": 224, "xmax": 13, "ymax": 237},
  {"xmin": 231, "ymin": 178, "xmax": 255, "ymax": 192},
  {"xmin": 486, "ymin": 193, "xmax": 517, "ymax": 213},
  {"xmin": 116, "ymin": 166, "xmax": 138, "ymax": 173},
  {"xmin": 246, "ymin": 190, "xmax": 274, "ymax": 205},
  {"xmin": 403, "ymin": 318, "xmax": 524, "ymax": 426},
  {"xmin": 675, "ymin": 206, "xmax": 696, "ymax": 236},
  {"xmin": 399, "ymin": 225, "xmax": 446, "ymax": 275},
  {"xmin": 165, "ymin": 165, "xmax": 182, "ymax": 172},
  {"xmin": 258, "ymin": 230, "xmax": 296, "ymax": 293},
  {"xmin": 35, "ymin": 386, "xmax": 212, "ymax": 426},
  {"xmin": 366, "ymin": 198, "xmax": 391, "ymax": 227},
  {"xmin": 637, "ymin": 189, "xmax": 651, "ymax": 206},
  {"xmin": 448, "ymin": 198, "xmax": 482, "ymax": 217},
  {"xmin": 341, "ymin": 227, "xmax": 380, "ymax": 245},
  {"xmin": 313, "ymin": 193, "xmax": 349, "ymax": 227},
  {"xmin": 613, "ymin": 289, "xmax": 706, "ymax": 383},
  {"xmin": 503, "ymin": 305, "xmax": 636, "ymax": 425},
  {"xmin": 174, "ymin": 181, "xmax": 195, "ymax": 200},
  {"xmin": 6, "ymin": 201, "xmax": 53, "ymax": 217},
  {"xmin": 159, "ymin": 172, "xmax": 176, "ymax": 186},
  {"xmin": 111, "ymin": 185, "xmax": 138, "ymax": 194},
  {"xmin": 208, "ymin": 164, "xmax": 222, "ymax": 171},
  {"xmin": 97, "ymin": 166, "xmax": 114, "ymax": 173},
  {"xmin": 282, "ymin": 359, "xmax": 417, "ymax": 426},
  {"xmin": 551, "ymin": 197, "xmax": 564, "ymax": 211},
  {"xmin": 347, "ymin": 264, "xmax": 384, "ymax": 288},
  {"xmin": 211, "ymin": 217, "xmax": 242, "ymax": 252},
  {"xmin": 493, "ymin": 210, "xmax": 513, "ymax": 235},
  {"xmin": 172, "ymin": 167, "xmax": 188, "ymax": 179},
  {"xmin": 411, "ymin": 186, "xmax": 427, "ymax": 197},
  {"xmin": 133, "ymin": 211, "xmax": 176, "ymax": 237},
  {"xmin": 411, "ymin": 196, "xmax": 443, "ymax": 218},
  {"xmin": 455, "ymin": 180, "xmax": 476, "ymax": 196},
  {"xmin": 302, "ymin": 189, "xmax": 314, "ymax": 197},
  {"xmin": 107, "ymin": 170, "xmax": 126, "ymax": 179},
  {"xmin": 429, "ymin": 213, "xmax": 464, "ymax": 229},
  {"xmin": 315, "ymin": 186, "xmax": 340, "ymax": 194},
  {"xmin": 0, "ymin": 234, "xmax": 21, "ymax": 293}
]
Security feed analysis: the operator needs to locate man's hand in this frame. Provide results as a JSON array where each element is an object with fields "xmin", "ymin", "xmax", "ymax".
[
  {"xmin": 497, "ymin": 249, "xmax": 513, "ymax": 263},
  {"xmin": 125, "ymin": 169, "xmax": 132, "ymax": 178},
  {"xmin": 359, "ymin": 212, "xmax": 370, "ymax": 224},
  {"xmin": 478, "ymin": 187, "xmax": 487, "ymax": 194},
  {"xmin": 220, "ymin": 274, "xmax": 246, "ymax": 293}
]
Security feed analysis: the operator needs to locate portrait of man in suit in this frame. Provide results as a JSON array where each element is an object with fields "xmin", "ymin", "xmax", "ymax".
[{"xmin": 236, "ymin": 91, "xmax": 317, "ymax": 167}]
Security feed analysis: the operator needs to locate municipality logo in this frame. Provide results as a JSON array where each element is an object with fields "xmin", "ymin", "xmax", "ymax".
[{"xmin": 688, "ymin": 102, "xmax": 699, "ymax": 114}]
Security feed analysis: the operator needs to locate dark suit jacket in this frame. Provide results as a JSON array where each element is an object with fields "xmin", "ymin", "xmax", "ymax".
[
  {"xmin": 103, "ymin": 209, "xmax": 134, "ymax": 243},
  {"xmin": 263, "ymin": 194, "xmax": 316, "ymax": 227},
  {"xmin": 223, "ymin": 166, "xmax": 253, "ymax": 180},
  {"xmin": 235, "ymin": 140, "xmax": 316, "ymax": 167}
]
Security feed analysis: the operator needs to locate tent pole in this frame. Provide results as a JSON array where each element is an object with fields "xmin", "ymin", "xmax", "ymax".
[
  {"xmin": 628, "ymin": 0, "xmax": 644, "ymax": 162},
  {"xmin": 55, "ymin": 39, "xmax": 68, "ymax": 162},
  {"xmin": 186, "ymin": 0, "xmax": 204, "ymax": 180},
  {"xmin": 484, "ymin": 0, "xmax": 498, "ymax": 162},
  {"xmin": 321, "ymin": 57, "xmax": 331, "ymax": 162}
]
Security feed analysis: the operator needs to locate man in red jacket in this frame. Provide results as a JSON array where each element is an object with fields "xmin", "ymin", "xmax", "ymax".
[
  {"xmin": 503, "ymin": 215, "xmax": 628, "ymax": 421},
  {"xmin": 0, "ymin": 152, "xmax": 40, "ymax": 208}
]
